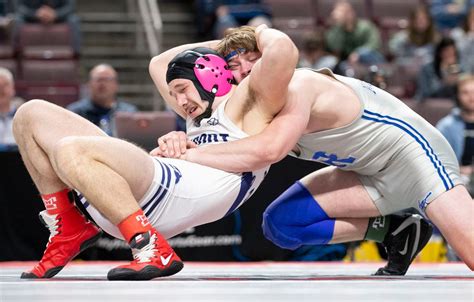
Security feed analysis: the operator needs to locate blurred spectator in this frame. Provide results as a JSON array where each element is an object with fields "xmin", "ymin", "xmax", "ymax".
[
  {"xmin": 213, "ymin": 1, "xmax": 271, "ymax": 38},
  {"xmin": 15, "ymin": 0, "xmax": 81, "ymax": 54},
  {"xmin": 416, "ymin": 37, "xmax": 463, "ymax": 101},
  {"xmin": 0, "ymin": 0, "xmax": 14, "ymax": 44},
  {"xmin": 389, "ymin": 5, "xmax": 440, "ymax": 65},
  {"xmin": 194, "ymin": 0, "xmax": 271, "ymax": 39},
  {"xmin": 67, "ymin": 64, "xmax": 137, "ymax": 136},
  {"xmin": 297, "ymin": 31, "xmax": 338, "ymax": 70},
  {"xmin": 0, "ymin": 67, "xmax": 23, "ymax": 151},
  {"xmin": 430, "ymin": 0, "xmax": 473, "ymax": 33},
  {"xmin": 325, "ymin": 0, "xmax": 385, "ymax": 68},
  {"xmin": 436, "ymin": 74, "xmax": 474, "ymax": 194},
  {"xmin": 365, "ymin": 65, "xmax": 388, "ymax": 90},
  {"xmin": 451, "ymin": 7, "xmax": 474, "ymax": 73}
]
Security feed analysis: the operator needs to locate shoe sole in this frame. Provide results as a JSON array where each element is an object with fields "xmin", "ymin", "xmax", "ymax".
[
  {"xmin": 21, "ymin": 230, "xmax": 103, "ymax": 279},
  {"xmin": 107, "ymin": 261, "xmax": 184, "ymax": 281}
]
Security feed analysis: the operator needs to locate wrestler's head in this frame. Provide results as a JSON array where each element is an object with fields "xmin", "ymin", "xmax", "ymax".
[
  {"xmin": 216, "ymin": 26, "xmax": 262, "ymax": 83},
  {"xmin": 457, "ymin": 74, "xmax": 474, "ymax": 113},
  {"xmin": 166, "ymin": 47, "xmax": 233, "ymax": 125}
]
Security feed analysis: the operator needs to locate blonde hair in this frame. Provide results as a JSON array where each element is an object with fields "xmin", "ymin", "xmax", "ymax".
[{"xmin": 216, "ymin": 26, "xmax": 259, "ymax": 57}]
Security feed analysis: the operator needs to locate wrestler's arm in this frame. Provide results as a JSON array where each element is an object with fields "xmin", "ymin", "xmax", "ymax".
[
  {"xmin": 183, "ymin": 26, "xmax": 302, "ymax": 172},
  {"xmin": 185, "ymin": 98, "xmax": 310, "ymax": 172},
  {"xmin": 148, "ymin": 40, "xmax": 220, "ymax": 118},
  {"xmin": 247, "ymin": 25, "xmax": 299, "ymax": 116},
  {"xmin": 153, "ymin": 27, "xmax": 304, "ymax": 170}
]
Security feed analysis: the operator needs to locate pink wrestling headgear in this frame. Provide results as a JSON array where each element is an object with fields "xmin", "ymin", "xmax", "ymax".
[
  {"xmin": 166, "ymin": 48, "xmax": 233, "ymax": 101},
  {"xmin": 166, "ymin": 47, "xmax": 234, "ymax": 125},
  {"xmin": 193, "ymin": 53, "xmax": 233, "ymax": 96}
]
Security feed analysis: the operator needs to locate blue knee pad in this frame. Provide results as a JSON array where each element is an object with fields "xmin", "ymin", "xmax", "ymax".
[{"xmin": 262, "ymin": 181, "xmax": 335, "ymax": 250}]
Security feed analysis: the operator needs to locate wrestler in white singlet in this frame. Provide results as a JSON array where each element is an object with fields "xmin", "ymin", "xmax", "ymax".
[
  {"xmin": 79, "ymin": 98, "xmax": 269, "ymax": 239},
  {"xmin": 292, "ymin": 68, "xmax": 462, "ymax": 215}
]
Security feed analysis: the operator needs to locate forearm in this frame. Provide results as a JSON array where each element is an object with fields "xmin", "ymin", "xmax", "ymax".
[
  {"xmin": 250, "ymin": 25, "xmax": 299, "ymax": 114},
  {"xmin": 255, "ymin": 26, "xmax": 299, "ymax": 73},
  {"xmin": 186, "ymin": 135, "xmax": 281, "ymax": 173},
  {"xmin": 185, "ymin": 102, "xmax": 309, "ymax": 173}
]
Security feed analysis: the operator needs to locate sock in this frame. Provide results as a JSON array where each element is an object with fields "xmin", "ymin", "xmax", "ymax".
[
  {"xmin": 364, "ymin": 216, "xmax": 391, "ymax": 242},
  {"xmin": 118, "ymin": 209, "xmax": 153, "ymax": 243},
  {"xmin": 41, "ymin": 189, "xmax": 75, "ymax": 215}
]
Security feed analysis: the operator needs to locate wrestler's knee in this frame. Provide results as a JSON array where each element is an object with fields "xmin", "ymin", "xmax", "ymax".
[
  {"xmin": 12, "ymin": 99, "xmax": 48, "ymax": 135},
  {"xmin": 52, "ymin": 136, "xmax": 89, "ymax": 177},
  {"xmin": 262, "ymin": 181, "xmax": 334, "ymax": 250},
  {"xmin": 262, "ymin": 210, "xmax": 302, "ymax": 250}
]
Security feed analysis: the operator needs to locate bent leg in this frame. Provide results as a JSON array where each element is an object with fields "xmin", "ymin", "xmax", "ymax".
[
  {"xmin": 13, "ymin": 100, "xmax": 182, "ymax": 280},
  {"xmin": 425, "ymin": 185, "xmax": 474, "ymax": 270},
  {"xmin": 263, "ymin": 166, "xmax": 438, "ymax": 276},
  {"xmin": 52, "ymin": 135, "xmax": 155, "ymax": 224},
  {"xmin": 263, "ymin": 166, "xmax": 381, "ymax": 249},
  {"xmin": 13, "ymin": 99, "xmax": 106, "ymax": 193},
  {"xmin": 13, "ymin": 100, "xmax": 155, "ymax": 223}
]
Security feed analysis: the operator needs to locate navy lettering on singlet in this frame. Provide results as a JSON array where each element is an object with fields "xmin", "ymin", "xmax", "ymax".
[
  {"xmin": 191, "ymin": 133, "xmax": 230, "ymax": 145},
  {"xmin": 312, "ymin": 151, "xmax": 356, "ymax": 167}
]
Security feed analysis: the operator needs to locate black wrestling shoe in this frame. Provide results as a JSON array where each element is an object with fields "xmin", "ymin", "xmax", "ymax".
[{"xmin": 374, "ymin": 214, "xmax": 433, "ymax": 276}]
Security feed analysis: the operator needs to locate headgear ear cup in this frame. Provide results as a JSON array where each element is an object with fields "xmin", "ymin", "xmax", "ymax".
[{"xmin": 194, "ymin": 54, "xmax": 233, "ymax": 96}]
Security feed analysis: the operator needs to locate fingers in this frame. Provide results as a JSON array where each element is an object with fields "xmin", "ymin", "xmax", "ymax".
[
  {"xmin": 149, "ymin": 146, "xmax": 164, "ymax": 157},
  {"xmin": 186, "ymin": 140, "xmax": 198, "ymax": 149},
  {"xmin": 155, "ymin": 131, "xmax": 192, "ymax": 158},
  {"xmin": 177, "ymin": 131, "xmax": 188, "ymax": 154}
]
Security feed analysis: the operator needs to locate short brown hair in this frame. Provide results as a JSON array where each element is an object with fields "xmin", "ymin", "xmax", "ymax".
[{"xmin": 216, "ymin": 26, "xmax": 259, "ymax": 57}]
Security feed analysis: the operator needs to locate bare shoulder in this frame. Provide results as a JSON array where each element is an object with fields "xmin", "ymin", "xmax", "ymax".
[
  {"xmin": 289, "ymin": 69, "xmax": 328, "ymax": 88},
  {"xmin": 287, "ymin": 69, "xmax": 326, "ymax": 98}
]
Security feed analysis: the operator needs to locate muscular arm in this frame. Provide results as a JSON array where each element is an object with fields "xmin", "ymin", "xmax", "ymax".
[
  {"xmin": 185, "ymin": 97, "xmax": 310, "ymax": 172},
  {"xmin": 248, "ymin": 25, "xmax": 299, "ymax": 116},
  {"xmin": 172, "ymin": 27, "xmax": 302, "ymax": 172},
  {"xmin": 148, "ymin": 40, "xmax": 220, "ymax": 118}
]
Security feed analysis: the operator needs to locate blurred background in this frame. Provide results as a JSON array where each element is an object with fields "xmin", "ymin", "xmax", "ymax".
[{"xmin": 0, "ymin": 0, "xmax": 472, "ymax": 264}]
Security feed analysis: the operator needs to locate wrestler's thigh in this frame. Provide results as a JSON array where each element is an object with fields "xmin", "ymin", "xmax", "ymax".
[
  {"xmin": 59, "ymin": 136, "xmax": 155, "ymax": 201},
  {"xmin": 16, "ymin": 100, "xmax": 106, "ymax": 154},
  {"xmin": 299, "ymin": 166, "xmax": 381, "ymax": 218},
  {"xmin": 425, "ymin": 185, "xmax": 474, "ymax": 264}
]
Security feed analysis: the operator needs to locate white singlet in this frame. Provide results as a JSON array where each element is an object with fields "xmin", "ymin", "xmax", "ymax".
[
  {"xmin": 292, "ymin": 68, "xmax": 462, "ymax": 215},
  {"xmin": 79, "ymin": 99, "xmax": 269, "ymax": 239}
]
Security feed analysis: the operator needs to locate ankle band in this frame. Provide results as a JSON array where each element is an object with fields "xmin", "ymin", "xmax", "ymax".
[
  {"xmin": 365, "ymin": 216, "xmax": 391, "ymax": 243},
  {"xmin": 118, "ymin": 209, "xmax": 152, "ymax": 242},
  {"xmin": 41, "ymin": 189, "xmax": 74, "ymax": 215}
]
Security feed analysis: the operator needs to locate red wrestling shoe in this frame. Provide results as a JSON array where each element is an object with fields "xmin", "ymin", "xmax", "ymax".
[
  {"xmin": 21, "ymin": 209, "xmax": 102, "ymax": 279},
  {"xmin": 107, "ymin": 229, "xmax": 183, "ymax": 280}
]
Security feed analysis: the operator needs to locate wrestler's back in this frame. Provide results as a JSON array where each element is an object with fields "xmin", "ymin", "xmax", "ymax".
[{"xmin": 289, "ymin": 68, "xmax": 362, "ymax": 135}]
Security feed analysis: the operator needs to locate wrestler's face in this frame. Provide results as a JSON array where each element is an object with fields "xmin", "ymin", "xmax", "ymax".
[
  {"xmin": 227, "ymin": 51, "xmax": 261, "ymax": 83},
  {"xmin": 169, "ymin": 79, "xmax": 209, "ymax": 118},
  {"xmin": 458, "ymin": 79, "xmax": 474, "ymax": 113}
]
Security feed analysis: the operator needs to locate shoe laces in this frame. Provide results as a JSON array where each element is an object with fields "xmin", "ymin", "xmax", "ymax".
[
  {"xmin": 39, "ymin": 211, "xmax": 60, "ymax": 243},
  {"xmin": 132, "ymin": 233, "xmax": 158, "ymax": 263}
]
